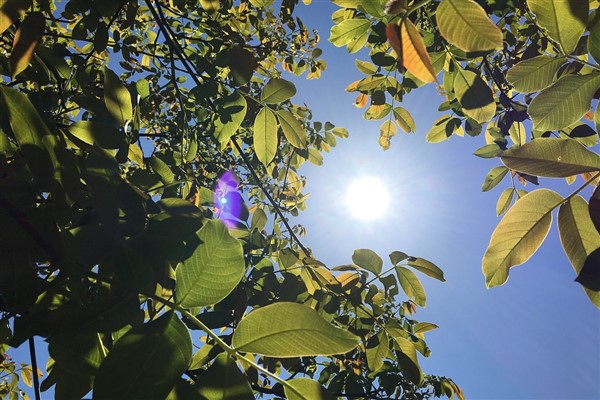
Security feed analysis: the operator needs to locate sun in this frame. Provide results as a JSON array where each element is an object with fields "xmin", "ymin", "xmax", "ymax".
[{"xmin": 345, "ymin": 176, "xmax": 390, "ymax": 220}]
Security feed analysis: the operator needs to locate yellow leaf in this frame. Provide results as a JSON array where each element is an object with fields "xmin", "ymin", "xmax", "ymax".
[
  {"xmin": 20, "ymin": 365, "xmax": 33, "ymax": 387},
  {"xmin": 10, "ymin": 11, "xmax": 45, "ymax": 79},
  {"xmin": 386, "ymin": 20, "xmax": 437, "ymax": 83}
]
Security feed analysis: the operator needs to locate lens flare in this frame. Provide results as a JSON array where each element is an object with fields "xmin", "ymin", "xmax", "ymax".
[{"xmin": 214, "ymin": 171, "xmax": 243, "ymax": 228}]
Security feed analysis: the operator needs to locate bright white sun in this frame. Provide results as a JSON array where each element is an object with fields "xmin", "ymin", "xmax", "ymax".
[{"xmin": 345, "ymin": 176, "xmax": 390, "ymax": 220}]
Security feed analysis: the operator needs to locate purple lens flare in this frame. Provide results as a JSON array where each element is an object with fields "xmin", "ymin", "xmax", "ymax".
[{"xmin": 214, "ymin": 170, "xmax": 244, "ymax": 228}]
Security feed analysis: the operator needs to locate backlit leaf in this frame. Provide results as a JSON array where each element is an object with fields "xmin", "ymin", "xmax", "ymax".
[
  {"xmin": 589, "ymin": 185, "xmax": 600, "ymax": 235},
  {"xmin": 277, "ymin": 110, "xmax": 307, "ymax": 149},
  {"xmin": 261, "ymin": 78, "xmax": 296, "ymax": 104},
  {"xmin": 483, "ymin": 189, "xmax": 563, "ymax": 288},
  {"xmin": 406, "ymin": 257, "xmax": 445, "ymax": 281},
  {"xmin": 68, "ymin": 121, "xmax": 126, "ymax": 149},
  {"xmin": 413, "ymin": 322, "xmax": 438, "ymax": 334},
  {"xmin": 589, "ymin": 16, "xmax": 600, "ymax": 63},
  {"xmin": 386, "ymin": 20, "xmax": 437, "ymax": 83},
  {"xmin": 93, "ymin": 312, "xmax": 192, "ymax": 400},
  {"xmin": 0, "ymin": 0, "xmax": 31, "ymax": 35},
  {"xmin": 378, "ymin": 119, "xmax": 397, "ymax": 150},
  {"xmin": 213, "ymin": 92, "xmax": 247, "ymax": 144},
  {"xmin": 366, "ymin": 331, "xmax": 389, "ymax": 373},
  {"xmin": 454, "ymin": 69, "xmax": 495, "ymax": 123},
  {"xmin": 481, "ymin": 166, "xmax": 508, "ymax": 192},
  {"xmin": 254, "ymin": 107, "xmax": 278, "ymax": 167},
  {"xmin": 10, "ymin": 11, "xmax": 44, "ymax": 79},
  {"xmin": 104, "ymin": 67, "xmax": 132, "ymax": 126},
  {"xmin": 231, "ymin": 302, "xmax": 360, "ymax": 357},
  {"xmin": 389, "ymin": 334, "xmax": 422, "ymax": 385},
  {"xmin": 195, "ymin": 353, "xmax": 253, "ymax": 400},
  {"xmin": 395, "ymin": 266, "xmax": 426, "ymax": 306},
  {"xmin": 527, "ymin": 0, "xmax": 588, "ymax": 55},
  {"xmin": 528, "ymin": 73, "xmax": 600, "ymax": 132},
  {"xmin": 176, "ymin": 220, "xmax": 245, "ymax": 308},
  {"xmin": 284, "ymin": 377, "xmax": 336, "ymax": 400},
  {"xmin": 496, "ymin": 188, "xmax": 515, "ymax": 216},
  {"xmin": 393, "ymin": 106, "xmax": 415, "ymax": 133},
  {"xmin": 436, "ymin": 0, "xmax": 503, "ymax": 52},
  {"xmin": 330, "ymin": 18, "xmax": 370, "ymax": 51},
  {"xmin": 352, "ymin": 249, "xmax": 383, "ymax": 275},
  {"xmin": 426, "ymin": 115, "xmax": 459, "ymax": 143},
  {"xmin": 500, "ymin": 138, "xmax": 600, "ymax": 178},
  {"xmin": 474, "ymin": 143, "xmax": 503, "ymax": 158},
  {"xmin": 506, "ymin": 56, "xmax": 566, "ymax": 93}
]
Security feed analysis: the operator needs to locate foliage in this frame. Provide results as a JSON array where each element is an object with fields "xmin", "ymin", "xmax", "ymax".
[
  {"xmin": 331, "ymin": 0, "xmax": 600, "ymax": 308},
  {"xmin": 0, "ymin": 0, "xmax": 461, "ymax": 399}
]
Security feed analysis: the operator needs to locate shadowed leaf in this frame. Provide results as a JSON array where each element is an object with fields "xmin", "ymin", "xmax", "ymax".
[{"xmin": 10, "ymin": 11, "xmax": 44, "ymax": 79}]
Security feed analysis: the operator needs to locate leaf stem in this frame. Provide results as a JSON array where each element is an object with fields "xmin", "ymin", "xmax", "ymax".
[
  {"xmin": 28, "ymin": 338, "xmax": 41, "ymax": 400},
  {"xmin": 562, "ymin": 172, "xmax": 600, "ymax": 205}
]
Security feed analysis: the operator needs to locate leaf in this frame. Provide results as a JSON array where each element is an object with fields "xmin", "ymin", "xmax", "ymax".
[
  {"xmin": 194, "ymin": 353, "xmax": 254, "ymax": 400},
  {"xmin": 496, "ymin": 188, "xmax": 515, "ymax": 216},
  {"xmin": 395, "ymin": 266, "xmax": 426, "ymax": 306},
  {"xmin": 0, "ymin": 85, "xmax": 55, "ymax": 187},
  {"xmin": 261, "ymin": 78, "xmax": 297, "ymax": 104},
  {"xmin": 104, "ymin": 67, "xmax": 132, "ymax": 126},
  {"xmin": 20, "ymin": 366, "xmax": 32, "ymax": 387},
  {"xmin": 506, "ymin": 56, "xmax": 566, "ymax": 93},
  {"xmin": 413, "ymin": 322, "xmax": 438, "ymax": 334},
  {"xmin": 509, "ymin": 121, "xmax": 526, "ymax": 146},
  {"xmin": 481, "ymin": 165, "xmax": 508, "ymax": 192},
  {"xmin": 0, "ymin": 0, "xmax": 31, "ymax": 35},
  {"xmin": 559, "ymin": 195, "xmax": 600, "ymax": 274},
  {"xmin": 355, "ymin": 59, "xmax": 378, "ymax": 74},
  {"xmin": 393, "ymin": 106, "xmax": 415, "ymax": 133},
  {"xmin": 436, "ymin": 0, "xmax": 503, "ymax": 52},
  {"xmin": 576, "ymin": 248, "xmax": 600, "ymax": 291},
  {"xmin": 10, "ymin": 11, "xmax": 44, "ymax": 79},
  {"xmin": 500, "ymin": 138, "xmax": 600, "ymax": 178},
  {"xmin": 277, "ymin": 110, "xmax": 307, "ymax": 149},
  {"xmin": 389, "ymin": 251, "xmax": 409, "ymax": 265},
  {"xmin": 589, "ymin": 185, "xmax": 600, "ymax": 235},
  {"xmin": 136, "ymin": 78, "xmax": 150, "ymax": 100},
  {"xmin": 284, "ymin": 377, "xmax": 336, "ymax": 400},
  {"xmin": 253, "ymin": 106, "xmax": 278, "ymax": 167},
  {"xmin": 176, "ymin": 219, "xmax": 245, "ymax": 308},
  {"xmin": 366, "ymin": 331, "xmax": 389, "ymax": 373},
  {"xmin": 426, "ymin": 115, "xmax": 461, "ymax": 143},
  {"xmin": 527, "ymin": 0, "xmax": 588, "ymax": 55},
  {"xmin": 213, "ymin": 92, "xmax": 247, "ymax": 145},
  {"xmin": 93, "ymin": 312, "xmax": 192, "ymax": 400},
  {"xmin": 483, "ymin": 189, "xmax": 563, "ymax": 288},
  {"xmin": 528, "ymin": 73, "xmax": 600, "ymax": 132},
  {"xmin": 453, "ymin": 69, "xmax": 496, "ymax": 123},
  {"xmin": 378, "ymin": 119, "xmax": 397, "ymax": 150},
  {"xmin": 359, "ymin": 0, "xmax": 384, "ymax": 18},
  {"xmin": 473, "ymin": 143, "xmax": 503, "ymax": 158},
  {"xmin": 330, "ymin": 18, "xmax": 370, "ymax": 50},
  {"xmin": 227, "ymin": 45, "xmax": 257, "ymax": 85},
  {"xmin": 352, "ymin": 249, "xmax": 383, "ymax": 275},
  {"xmin": 249, "ymin": 0, "xmax": 274, "ymax": 7},
  {"xmin": 589, "ymin": 16, "xmax": 600, "ymax": 63},
  {"xmin": 406, "ymin": 257, "xmax": 446, "ymax": 281},
  {"xmin": 385, "ymin": 20, "xmax": 437, "ymax": 83},
  {"xmin": 68, "ymin": 121, "xmax": 126, "ymax": 149},
  {"xmin": 389, "ymin": 334, "xmax": 422, "ymax": 385},
  {"xmin": 231, "ymin": 302, "xmax": 360, "ymax": 357}
]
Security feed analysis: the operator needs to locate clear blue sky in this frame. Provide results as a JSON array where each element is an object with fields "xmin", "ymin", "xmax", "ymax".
[{"xmin": 294, "ymin": 2, "xmax": 600, "ymax": 399}]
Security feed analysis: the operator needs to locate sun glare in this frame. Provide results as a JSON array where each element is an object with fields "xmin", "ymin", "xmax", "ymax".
[{"xmin": 345, "ymin": 176, "xmax": 390, "ymax": 220}]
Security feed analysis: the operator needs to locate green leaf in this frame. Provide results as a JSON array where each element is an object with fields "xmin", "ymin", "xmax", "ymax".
[
  {"xmin": 277, "ymin": 110, "xmax": 307, "ymax": 149},
  {"xmin": 104, "ymin": 67, "xmax": 132, "ymax": 126},
  {"xmin": 249, "ymin": 0, "xmax": 274, "ymax": 7},
  {"xmin": 176, "ymin": 219, "xmax": 245, "ymax": 308},
  {"xmin": 576, "ymin": 248, "xmax": 600, "ymax": 292},
  {"xmin": 359, "ymin": 0, "xmax": 384, "ymax": 18},
  {"xmin": 413, "ymin": 322, "xmax": 438, "ymax": 334},
  {"xmin": 0, "ymin": 85, "xmax": 55, "ymax": 187},
  {"xmin": 284, "ymin": 378, "xmax": 336, "ymax": 400},
  {"xmin": 473, "ymin": 143, "xmax": 503, "ymax": 158},
  {"xmin": 589, "ymin": 16, "xmax": 600, "ymax": 63},
  {"xmin": 330, "ymin": 18, "xmax": 370, "ymax": 48},
  {"xmin": 355, "ymin": 59, "xmax": 378, "ymax": 74},
  {"xmin": 136, "ymin": 78, "xmax": 151, "ymax": 100},
  {"xmin": 213, "ymin": 92, "xmax": 247, "ymax": 145},
  {"xmin": 395, "ymin": 266, "xmax": 426, "ymax": 306},
  {"xmin": 195, "ymin": 353, "xmax": 253, "ymax": 400},
  {"xmin": 366, "ymin": 331, "xmax": 389, "ymax": 373},
  {"xmin": 483, "ymin": 189, "xmax": 563, "ymax": 288},
  {"xmin": 389, "ymin": 251, "xmax": 409, "ymax": 265},
  {"xmin": 49, "ymin": 333, "xmax": 104, "ymax": 377},
  {"xmin": 389, "ymin": 334, "xmax": 422, "ymax": 385},
  {"xmin": 481, "ymin": 165, "xmax": 508, "ymax": 192},
  {"xmin": 231, "ymin": 302, "xmax": 360, "ymax": 357},
  {"xmin": 227, "ymin": 45, "xmax": 257, "ymax": 86},
  {"xmin": 528, "ymin": 73, "xmax": 600, "ymax": 132},
  {"xmin": 251, "ymin": 208, "xmax": 267, "ymax": 231},
  {"xmin": 426, "ymin": 115, "xmax": 461, "ymax": 143},
  {"xmin": 526, "ymin": 0, "xmax": 588, "ymax": 55},
  {"xmin": 500, "ymin": 138, "xmax": 600, "ymax": 178},
  {"xmin": 496, "ymin": 188, "xmax": 515, "ymax": 216},
  {"xmin": 10, "ymin": 11, "xmax": 44, "ymax": 79},
  {"xmin": 559, "ymin": 195, "xmax": 600, "ymax": 274},
  {"xmin": 68, "ymin": 121, "xmax": 126, "ymax": 149},
  {"xmin": 436, "ymin": 0, "xmax": 503, "ymax": 52},
  {"xmin": 93, "ymin": 312, "xmax": 192, "ymax": 400},
  {"xmin": 352, "ymin": 249, "xmax": 383, "ymax": 275},
  {"xmin": 261, "ymin": 78, "xmax": 296, "ymax": 104},
  {"xmin": 393, "ymin": 106, "xmax": 415, "ymax": 133},
  {"xmin": 253, "ymin": 106, "xmax": 278, "ymax": 167},
  {"xmin": 406, "ymin": 257, "xmax": 446, "ymax": 282},
  {"xmin": 453, "ymin": 69, "xmax": 495, "ymax": 123},
  {"xmin": 307, "ymin": 148, "xmax": 324, "ymax": 166},
  {"xmin": 506, "ymin": 56, "xmax": 566, "ymax": 93}
]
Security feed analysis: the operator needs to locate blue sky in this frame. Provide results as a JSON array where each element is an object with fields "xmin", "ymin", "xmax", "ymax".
[{"xmin": 294, "ymin": 2, "xmax": 600, "ymax": 399}]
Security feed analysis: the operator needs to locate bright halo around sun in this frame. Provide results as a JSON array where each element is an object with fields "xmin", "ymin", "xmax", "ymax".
[{"xmin": 345, "ymin": 176, "xmax": 390, "ymax": 220}]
